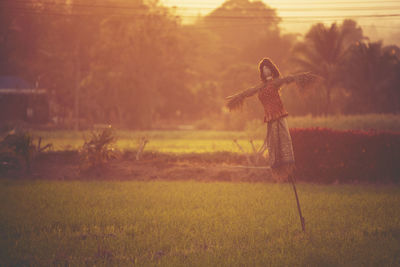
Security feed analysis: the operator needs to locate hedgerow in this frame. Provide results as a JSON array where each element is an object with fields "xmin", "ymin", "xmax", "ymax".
[{"xmin": 290, "ymin": 128, "xmax": 400, "ymax": 183}]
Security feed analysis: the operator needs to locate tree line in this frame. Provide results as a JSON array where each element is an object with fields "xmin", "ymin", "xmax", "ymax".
[{"xmin": 1, "ymin": 0, "xmax": 399, "ymax": 129}]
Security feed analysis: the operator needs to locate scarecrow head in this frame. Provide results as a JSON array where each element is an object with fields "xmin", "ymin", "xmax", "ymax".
[{"xmin": 258, "ymin": 58, "xmax": 281, "ymax": 82}]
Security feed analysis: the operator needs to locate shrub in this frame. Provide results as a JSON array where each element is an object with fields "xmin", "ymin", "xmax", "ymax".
[
  {"xmin": 79, "ymin": 127, "xmax": 117, "ymax": 172},
  {"xmin": 0, "ymin": 131, "xmax": 36, "ymax": 173},
  {"xmin": 290, "ymin": 128, "xmax": 400, "ymax": 183}
]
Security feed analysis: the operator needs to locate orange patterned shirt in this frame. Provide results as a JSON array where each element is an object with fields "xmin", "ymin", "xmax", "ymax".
[{"xmin": 257, "ymin": 81, "xmax": 288, "ymax": 123}]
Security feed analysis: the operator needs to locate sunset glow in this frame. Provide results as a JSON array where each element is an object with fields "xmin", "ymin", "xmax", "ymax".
[
  {"xmin": 162, "ymin": 0, "xmax": 400, "ymax": 44},
  {"xmin": 1, "ymin": 0, "xmax": 400, "ymax": 265}
]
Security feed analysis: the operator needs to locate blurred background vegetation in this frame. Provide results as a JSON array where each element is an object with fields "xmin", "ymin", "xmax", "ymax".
[{"xmin": 1, "ymin": 0, "xmax": 399, "ymax": 130}]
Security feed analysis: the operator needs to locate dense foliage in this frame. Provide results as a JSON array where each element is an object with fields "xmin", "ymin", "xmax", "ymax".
[
  {"xmin": 291, "ymin": 128, "xmax": 400, "ymax": 183},
  {"xmin": 1, "ymin": 0, "xmax": 399, "ymax": 129}
]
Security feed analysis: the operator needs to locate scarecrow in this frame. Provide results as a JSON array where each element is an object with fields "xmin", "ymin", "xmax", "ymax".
[{"xmin": 226, "ymin": 57, "xmax": 320, "ymax": 232}]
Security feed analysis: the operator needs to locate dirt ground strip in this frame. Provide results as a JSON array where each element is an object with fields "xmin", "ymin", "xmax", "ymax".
[{"xmin": 0, "ymin": 151, "xmax": 276, "ymax": 182}]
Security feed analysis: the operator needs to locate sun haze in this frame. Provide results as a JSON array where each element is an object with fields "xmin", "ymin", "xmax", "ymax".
[{"xmin": 162, "ymin": 0, "xmax": 400, "ymax": 45}]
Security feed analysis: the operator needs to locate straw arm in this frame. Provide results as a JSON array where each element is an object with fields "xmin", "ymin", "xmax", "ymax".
[
  {"xmin": 225, "ymin": 72, "xmax": 321, "ymax": 111},
  {"xmin": 271, "ymin": 75, "xmax": 296, "ymax": 88},
  {"xmin": 273, "ymin": 72, "xmax": 321, "ymax": 91},
  {"xmin": 225, "ymin": 82, "xmax": 267, "ymax": 111},
  {"xmin": 226, "ymin": 82, "xmax": 266, "ymax": 100}
]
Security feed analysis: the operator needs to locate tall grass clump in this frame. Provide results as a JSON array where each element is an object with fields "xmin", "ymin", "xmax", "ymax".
[
  {"xmin": 0, "ymin": 131, "xmax": 35, "ymax": 173},
  {"xmin": 0, "ymin": 130, "xmax": 52, "ymax": 173},
  {"xmin": 79, "ymin": 127, "xmax": 117, "ymax": 172}
]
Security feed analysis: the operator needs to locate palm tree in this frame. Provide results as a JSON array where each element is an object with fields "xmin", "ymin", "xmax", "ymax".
[
  {"xmin": 291, "ymin": 20, "xmax": 365, "ymax": 115},
  {"xmin": 341, "ymin": 41, "xmax": 399, "ymax": 113}
]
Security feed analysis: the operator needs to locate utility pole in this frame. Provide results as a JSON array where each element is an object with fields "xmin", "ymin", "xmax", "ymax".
[{"xmin": 74, "ymin": 38, "xmax": 80, "ymax": 131}]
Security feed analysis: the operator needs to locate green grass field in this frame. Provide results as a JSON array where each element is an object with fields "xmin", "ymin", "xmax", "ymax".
[
  {"xmin": 32, "ymin": 130, "xmax": 261, "ymax": 153},
  {"xmin": 30, "ymin": 114, "xmax": 400, "ymax": 153},
  {"xmin": 2, "ymin": 180, "xmax": 400, "ymax": 266}
]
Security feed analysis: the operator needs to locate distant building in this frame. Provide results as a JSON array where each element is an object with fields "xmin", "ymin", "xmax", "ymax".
[{"xmin": 0, "ymin": 76, "xmax": 49, "ymax": 124}]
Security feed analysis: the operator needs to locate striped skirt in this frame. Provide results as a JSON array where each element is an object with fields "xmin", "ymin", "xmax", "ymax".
[{"xmin": 266, "ymin": 117, "xmax": 295, "ymax": 172}]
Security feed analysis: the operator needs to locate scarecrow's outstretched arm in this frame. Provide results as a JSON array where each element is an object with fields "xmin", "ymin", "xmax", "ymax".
[
  {"xmin": 225, "ymin": 72, "xmax": 321, "ymax": 111},
  {"xmin": 274, "ymin": 72, "xmax": 322, "ymax": 91},
  {"xmin": 271, "ymin": 75, "xmax": 295, "ymax": 88},
  {"xmin": 225, "ymin": 77, "xmax": 293, "ymax": 111},
  {"xmin": 225, "ymin": 82, "xmax": 266, "ymax": 111},
  {"xmin": 226, "ymin": 75, "xmax": 295, "ymax": 102},
  {"xmin": 225, "ymin": 82, "xmax": 266, "ymax": 100}
]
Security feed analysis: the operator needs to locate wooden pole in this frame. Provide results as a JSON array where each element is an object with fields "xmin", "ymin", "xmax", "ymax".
[
  {"xmin": 288, "ymin": 174, "xmax": 306, "ymax": 232},
  {"xmin": 249, "ymin": 140, "xmax": 260, "ymax": 165},
  {"xmin": 233, "ymin": 139, "xmax": 253, "ymax": 165},
  {"xmin": 74, "ymin": 38, "xmax": 81, "ymax": 131},
  {"xmin": 136, "ymin": 137, "xmax": 148, "ymax": 161}
]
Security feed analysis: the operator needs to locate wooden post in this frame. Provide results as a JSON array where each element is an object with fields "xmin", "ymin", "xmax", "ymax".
[
  {"xmin": 38, "ymin": 137, "xmax": 42, "ymax": 151},
  {"xmin": 249, "ymin": 140, "xmax": 259, "ymax": 165},
  {"xmin": 233, "ymin": 139, "xmax": 252, "ymax": 165},
  {"xmin": 288, "ymin": 174, "xmax": 306, "ymax": 232},
  {"xmin": 249, "ymin": 139, "xmax": 257, "ymax": 154},
  {"xmin": 136, "ymin": 137, "xmax": 148, "ymax": 161}
]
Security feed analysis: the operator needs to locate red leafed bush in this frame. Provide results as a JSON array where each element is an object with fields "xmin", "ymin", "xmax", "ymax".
[{"xmin": 290, "ymin": 128, "xmax": 400, "ymax": 183}]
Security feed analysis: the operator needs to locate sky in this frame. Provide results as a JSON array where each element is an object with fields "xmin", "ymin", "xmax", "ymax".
[{"xmin": 161, "ymin": 0, "xmax": 400, "ymax": 45}]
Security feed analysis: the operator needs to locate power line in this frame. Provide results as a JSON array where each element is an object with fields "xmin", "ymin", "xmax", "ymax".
[
  {"xmin": 2, "ymin": 5, "xmax": 400, "ymax": 20},
  {"xmin": 188, "ymin": 21, "xmax": 400, "ymax": 30},
  {"xmin": 2, "ymin": 2, "xmax": 400, "ymax": 35},
  {"xmin": 199, "ymin": 14, "xmax": 400, "ymax": 19},
  {"xmin": 163, "ymin": 0, "xmax": 400, "ymax": 5},
  {"xmin": 2, "ymin": 0, "xmax": 149, "ymax": 11},
  {"xmin": 5, "ymin": 7, "xmax": 400, "ymax": 33},
  {"xmin": 180, "ymin": 7, "xmax": 400, "ymax": 12},
  {"xmin": 162, "ymin": 4, "xmax": 400, "ymax": 11},
  {"xmin": 1, "ymin": 5, "xmax": 399, "ymax": 35},
  {"xmin": 168, "ymin": 0, "xmax": 400, "ymax": 3},
  {"xmin": 2, "ymin": 0, "xmax": 400, "ymax": 12},
  {"xmin": 165, "ymin": 0, "xmax": 400, "ymax": 5}
]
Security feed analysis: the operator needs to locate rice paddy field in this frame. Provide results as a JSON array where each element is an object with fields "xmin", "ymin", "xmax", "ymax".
[
  {"xmin": 1, "ymin": 180, "xmax": 400, "ymax": 266},
  {"xmin": 2, "ymin": 114, "xmax": 400, "ymax": 266}
]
